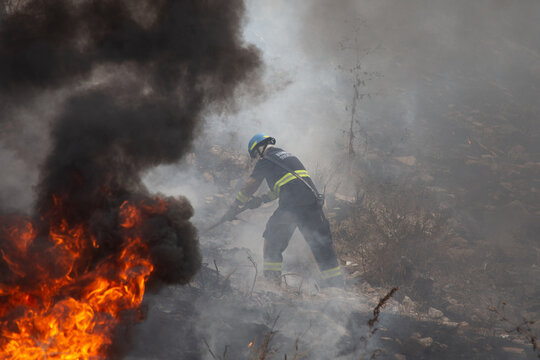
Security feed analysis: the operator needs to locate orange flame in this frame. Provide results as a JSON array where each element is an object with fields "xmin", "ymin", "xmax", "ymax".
[{"xmin": 0, "ymin": 197, "xmax": 161, "ymax": 359}]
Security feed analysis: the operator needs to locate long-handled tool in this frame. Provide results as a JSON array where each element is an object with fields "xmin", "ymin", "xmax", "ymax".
[
  {"xmin": 204, "ymin": 196, "xmax": 263, "ymax": 232},
  {"xmin": 205, "ymin": 206, "xmax": 248, "ymax": 232}
]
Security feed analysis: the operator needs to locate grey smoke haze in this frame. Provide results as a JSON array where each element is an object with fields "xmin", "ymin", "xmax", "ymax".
[
  {"xmin": 296, "ymin": 0, "xmax": 540, "ymax": 159},
  {"xmin": 148, "ymin": 0, "xmax": 539, "ymax": 208},
  {"xmin": 142, "ymin": 0, "xmax": 540, "ymax": 263},
  {"xmin": 139, "ymin": 1, "xmax": 540, "ymax": 357},
  {"xmin": 291, "ymin": 0, "xmax": 540, "ymax": 238}
]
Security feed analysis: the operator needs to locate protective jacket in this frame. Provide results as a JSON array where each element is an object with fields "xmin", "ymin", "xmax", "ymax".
[{"xmin": 250, "ymin": 147, "xmax": 318, "ymax": 208}]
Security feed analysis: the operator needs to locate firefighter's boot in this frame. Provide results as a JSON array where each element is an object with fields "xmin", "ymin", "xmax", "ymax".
[
  {"xmin": 320, "ymin": 266, "xmax": 345, "ymax": 289},
  {"xmin": 263, "ymin": 270, "xmax": 282, "ymax": 287}
]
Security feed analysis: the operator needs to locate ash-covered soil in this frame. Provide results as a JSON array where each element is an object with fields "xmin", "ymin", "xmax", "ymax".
[{"xmin": 126, "ymin": 243, "xmax": 538, "ymax": 360}]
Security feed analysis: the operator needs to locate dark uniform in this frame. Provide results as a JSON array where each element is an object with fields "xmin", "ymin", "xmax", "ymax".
[{"xmin": 237, "ymin": 147, "xmax": 343, "ymax": 286}]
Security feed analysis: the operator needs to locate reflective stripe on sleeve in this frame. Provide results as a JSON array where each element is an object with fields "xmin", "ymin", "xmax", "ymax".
[
  {"xmin": 263, "ymin": 262, "xmax": 282, "ymax": 271},
  {"xmin": 272, "ymin": 170, "xmax": 310, "ymax": 196},
  {"xmin": 236, "ymin": 191, "xmax": 250, "ymax": 203},
  {"xmin": 321, "ymin": 266, "xmax": 342, "ymax": 279}
]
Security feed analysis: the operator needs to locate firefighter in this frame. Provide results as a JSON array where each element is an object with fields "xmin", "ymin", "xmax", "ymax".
[{"xmin": 224, "ymin": 133, "xmax": 345, "ymax": 288}]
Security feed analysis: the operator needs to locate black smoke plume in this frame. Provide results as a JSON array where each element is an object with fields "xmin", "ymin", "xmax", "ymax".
[
  {"xmin": 0, "ymin": 0, "xmax": 259, "ymax": 96},
  {"xmin": 0, "ymin": 0, "xmax": 260, "ymax": 357}
]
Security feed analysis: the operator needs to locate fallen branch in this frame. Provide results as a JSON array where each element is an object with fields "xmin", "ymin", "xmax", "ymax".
[
  {"xmin": 284, "ymin": 321, "xmax": 312, "ymax": 360},
  {"xmin": 203, "ymin": 338, "xmax": 218, "ymax": 360},
  {"xmin": 368, "ymin": 287, "xmax": 398, "ymax": 332},
  {"xmin": 203, "ymin": 338, "xmax": 229, "ymax": 360},
  {"xmin": 247, "ymin": 253, "xmax": 258, "ymax": 298}
]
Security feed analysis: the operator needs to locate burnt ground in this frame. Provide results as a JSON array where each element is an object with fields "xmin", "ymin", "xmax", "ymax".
[
  {"xmin": 126, "ymin": 261, "xmax": 539, "ymax": 360},
  {"xmin": 124, "ymin": 208, "xmax": 540, "ymax": 360}
]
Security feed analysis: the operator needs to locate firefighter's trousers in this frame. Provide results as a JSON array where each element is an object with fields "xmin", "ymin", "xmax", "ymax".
[{"xmin": 262, "ymin": 203, "xmax": 342, "ymax": 284}]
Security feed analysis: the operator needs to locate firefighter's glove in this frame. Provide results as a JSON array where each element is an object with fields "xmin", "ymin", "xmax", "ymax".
[
  {"xmin": 261, "ymin": 193, "xmax": 276, "ymax": 203},
  {"xmin": 245, "ymin": 196, "xmax": 263, "ymax": 209}
]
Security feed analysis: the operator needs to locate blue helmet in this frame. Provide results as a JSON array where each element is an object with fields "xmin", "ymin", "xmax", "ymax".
[{"xmin": 248, "ymin": 133, "xmax": 275, "ymax": 158}]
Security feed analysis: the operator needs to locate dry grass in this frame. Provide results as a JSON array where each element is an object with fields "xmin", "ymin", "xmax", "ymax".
[{"xmin": 332, "ymin": 179, "xmax": 449, "ymax": 288}]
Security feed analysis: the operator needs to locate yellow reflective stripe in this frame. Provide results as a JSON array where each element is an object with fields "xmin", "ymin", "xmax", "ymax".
[
  {"xmin": 250, "ymin": 136, "xmax": 270, "ymax": 151},
  {"xmin": 272, "ymin": 171, "xmax": 309, "ymax": 192},
  {"xmin": 272, "ymin": 170, "xmax": 310, "ymax": 195},
  {"xmin": 263, "ymin": 262, "xmax": 282, "ymax": 271},
  {"xmin": 273, "ymin": 174, "xmax": 294, "ymax": 193},
  {"xmin": 264, "ymin": 262, "xmax": 282, "ymax": 267},
  {"xmin": 276, "ymin": 174, "xmax": 310, "ymax": 196},
  {"xmin": 236, "ymin": 191, "xmax": 250, "ymax": 203},
  {"xmin": 321, "ymin": 266, "xmax": 342, "ymax": 279}
]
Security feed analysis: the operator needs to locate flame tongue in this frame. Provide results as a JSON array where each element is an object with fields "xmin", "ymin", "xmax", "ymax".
[{"xmin": 0, "ymin": 197, "xmax": 158, "ymax": 359}]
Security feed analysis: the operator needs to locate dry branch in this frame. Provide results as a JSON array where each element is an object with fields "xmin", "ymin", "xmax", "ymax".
[
  {"xmin": 368, "ymin": 287, "xmax": 398, "ymax": 332},
  {"xmin": 247, "ymin": 254, "xmax": 258, "ymax": 298}
]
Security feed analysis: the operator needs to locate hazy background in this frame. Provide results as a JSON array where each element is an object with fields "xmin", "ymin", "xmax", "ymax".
[{"xmin": 143, "ymin": 0, "xmax": 539, "ymax": 247}]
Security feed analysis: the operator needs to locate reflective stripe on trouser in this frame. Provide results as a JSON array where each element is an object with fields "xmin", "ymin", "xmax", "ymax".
[
  {"xmin": 272, "ymin": 170, "xmax": 310, "ymax": 196},
  {"xmin": 263, "ymin": 204, "xmax": 340, "ymax": 277},
  {"xmin": 321, "ymin": 266, "xmax": 342, "ymax": 279},
  {"xmin": 263, "ymin": 262, "xmax": 282, "ymax": 272},
  {"xmin": 263, "ymin": 262, "xmax": 282, "ymax": 285}
]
